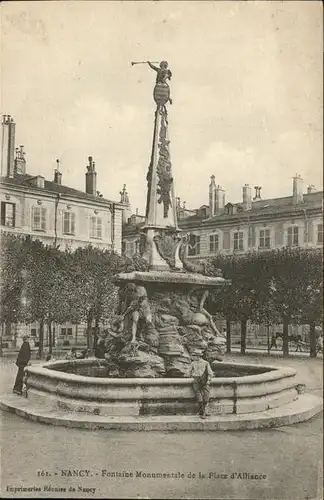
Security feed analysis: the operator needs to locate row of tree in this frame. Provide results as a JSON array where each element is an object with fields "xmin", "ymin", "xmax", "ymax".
[
  {"xmin": 1, "ymin": 233, "xmax": 322, "ymax": 358},
  {"xmin": 0, "ymin": 233, "xmax": 136, "ymax": 355},
  {"xmin": 207, "ymin": 247, "xmax": 323, "ymax": 357}
]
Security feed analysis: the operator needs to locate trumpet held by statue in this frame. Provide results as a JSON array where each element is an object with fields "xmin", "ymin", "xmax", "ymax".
[{"xmin": 131, "ymin": 61, "xmax": 159, "ymax": 66}]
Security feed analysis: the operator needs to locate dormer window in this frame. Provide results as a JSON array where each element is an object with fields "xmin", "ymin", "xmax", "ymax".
[{"xmin": 225, "ymin": 203, "xmax": 234, "ymax": 215}]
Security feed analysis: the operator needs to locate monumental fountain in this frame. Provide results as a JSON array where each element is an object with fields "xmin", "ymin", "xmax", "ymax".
[{"xmin": 1, "ymin": 62, "xmax": 322, "ymax": 430}]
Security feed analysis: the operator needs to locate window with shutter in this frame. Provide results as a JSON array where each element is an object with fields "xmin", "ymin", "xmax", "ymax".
[
  {"xmin": 274, "ymin": 223, "xmax": 283, "ymax": 246},
  {"xmin": 248, "ymin": 226, "xmax": 252, "ymax": 247},
  {"xmin": 307, "ymin": 221, "xmax": 313, "ymax": 243},
  {"xmin": 0, "ymin": 202, "xmax": 16, "ymax": 227},
  {"xmin": 209, "ymin": 234, "xmax": 219, "ymax": 252},
  {"xmin": 223, "ymin": 231, "xmax": 230, "ymax": 249},
  {"xmin": 90, "ymin": 216, "xmax": 102, "ymax": 239},
  {"xmin": 188, "ymin": 234, "xmax": 200, "ymax": 256},
  {"xmin": 317, "ymin": 224, "xmax": 323, "ymax": 244},
  {"xmin": 41, "ymin": 208, "xmax": 46, "ymax": 230},
  {"xmin": 233, "ymin": 231, "xmax": 244, "ymax": 250},
  {"xmin": 63, "ymin": 211, "xmax": 76, "ymax": 234},
  {"xmin": 71, "ymin": 213, "xmax": 76, "ymax": 234},
  {"xmin": 259, "ymin": 229, "xmax": 271, "ymax": 248},
  {"xmin": 0, "ymin": 202, "xmax": 4, "ymax": 226},
  {"xmin": 251, "ymin": 225, "xmax": 256, "ymax": 247},
  {"xmin": 287, "ymin": 226, "xmax": 299, "ymax": 246},
  {"xmin": 32, "ymin": 206, "xmax": 47, "ymax": 231}
]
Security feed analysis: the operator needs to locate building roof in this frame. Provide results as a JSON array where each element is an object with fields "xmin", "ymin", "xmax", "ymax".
[
  {"xmin": 122, "ymin": 190, "xmax": 323, "ymax": 237},
  {"xmin": 182, "ymin": 192, "xmax": 323, "ymax": 224},
  {"xmin": 0, "ymin": 173, "xmax": 120, "ymax": 206},
  {"xmin": 122, "ymin": 221, "xmax": 145, "ymax": 235}
]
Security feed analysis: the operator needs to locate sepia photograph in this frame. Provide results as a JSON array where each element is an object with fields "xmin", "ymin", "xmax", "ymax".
[{"xmin": 0, "ymin": 1, "xmax": 323, "ymax": 499}]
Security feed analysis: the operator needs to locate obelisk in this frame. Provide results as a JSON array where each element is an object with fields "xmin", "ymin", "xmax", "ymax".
[{"xmin": 138, "ymin": 61, "xmax": 183, "ymax": 271}]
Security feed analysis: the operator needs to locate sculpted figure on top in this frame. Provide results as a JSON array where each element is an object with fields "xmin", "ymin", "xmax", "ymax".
[{"xmin": 147, "ymin": 60, "xmax": 173, "ymax": 106}]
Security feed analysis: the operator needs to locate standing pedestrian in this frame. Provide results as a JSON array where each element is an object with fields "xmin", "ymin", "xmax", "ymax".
[
  {"xmin": 94, "ymin": 339, "xmax": 106, "ymax": 359},
  {"xmin": 13, "ymin": 336, "xmax": 31, "ymax": 395},
  {"xmin": 190, "ymin": 349, "xmax": 214, "ymax": 419},
  {"xmin": 269, "ymin": 333, "xmax": 278, "ymax": 351},
  {"xmin": 295, "ymin": 335, "xmax": 303, "ymax": 352}
]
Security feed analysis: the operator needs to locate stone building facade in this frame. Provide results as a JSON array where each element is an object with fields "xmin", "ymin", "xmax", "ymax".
[
  {"xmin": 0, "ymin": 115, "xmax": 126, "ymax": 349},
  {"xmin": 122, "ymin": 175, "xmax": 323, "ymax": 346},
  {"xmin": 123, "ymin": 176, "xmax": 323, "ymax": 259}
]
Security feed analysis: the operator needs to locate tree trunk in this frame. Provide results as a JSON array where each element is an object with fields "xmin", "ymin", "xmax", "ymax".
[
  {"xmin": 226, "ymin": 319, "xmax": 231, "ymax": 353},
  {"xmin": 75, "ymin": 323, "xmax": 78, "ymax": 348},
  {"xmin": 309, "ymin": 321, "xmax": 317, "ymax": 358},
  {"xmin": 0, "ymin": 323, "xmax": 3, "ymax": 357},
  {"xmin": 86, "ymin": 315, "xmax": 93, "ymax": 351},
  {"xmin": 12, "ymin": 323, "xmax": 17, "ymax": 349},
  {"xmin": 282, "ymin": 318, "xmax": 289, "ymax": 357},
  {"xmin": 93, "ymin": 318, "xmax": 100, "ymax": 350},
  {"xmin": 38, "ymin": 320, "xmax": 44, "ymax": 359},
  {"xmin": 267, "ymin": 323, "xmax": 270, "ymax": 355},
  {"xmin": 240, "ymin": 319, "xmax": 247, "ymax": 355},
  {"xmin": 48, "ymin": 321, "xmax": 52, "ymax": 355}
]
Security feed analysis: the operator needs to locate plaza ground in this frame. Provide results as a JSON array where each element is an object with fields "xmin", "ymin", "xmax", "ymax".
[{"xmin": 1, "ymin": 354, "xmax": 322, "ymax": 500}]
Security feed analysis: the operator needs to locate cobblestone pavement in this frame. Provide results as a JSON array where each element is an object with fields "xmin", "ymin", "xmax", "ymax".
[{"xmin": 1, "ymin": 355, "xmax": 322, "ymax": 500}]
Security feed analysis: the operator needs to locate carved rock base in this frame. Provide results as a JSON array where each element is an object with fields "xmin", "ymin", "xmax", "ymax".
[{"xmin": 109, "ymin": 270, "xmax": 228, "ymax": 378}]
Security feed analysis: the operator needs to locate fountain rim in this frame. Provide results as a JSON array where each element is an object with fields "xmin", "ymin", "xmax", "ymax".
[
  {"xmin": 25, "ymin": 360, "xmax": 296, "ymax": 386},
  {"xmin": 113, "ymin": 270, "xmax": 231, "ymax": 287}
]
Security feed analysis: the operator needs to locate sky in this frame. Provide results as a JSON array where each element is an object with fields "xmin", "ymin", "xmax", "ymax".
[{"xmin": 1, "ymin": 1, "xmax": 323, "ymax": 213}]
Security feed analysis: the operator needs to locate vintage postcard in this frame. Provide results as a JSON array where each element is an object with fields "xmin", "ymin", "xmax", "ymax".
[{"xmin": 0, "ymin": 1, "xmax": 323, "ymax": 499}]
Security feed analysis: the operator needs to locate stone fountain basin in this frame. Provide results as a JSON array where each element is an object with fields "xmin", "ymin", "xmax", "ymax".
[{"xmin": 25, "ymin": 359, "xmax": 299, "ymax": 417}]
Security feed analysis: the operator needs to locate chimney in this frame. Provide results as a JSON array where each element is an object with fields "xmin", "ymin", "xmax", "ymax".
[
  {"xmin": 1, "ymin": 115, "xmax": 16, "ymax": 178},
  {"xmin": 209, "ymin": 175, "xmax": 216, "ymax": 216},
  {"xmin": 54, "ymin": 159, "xmax": 62, "ymax": 184},
  {"xmin": 293, "ymin": 174, "xmax": 303, "ymax": 205},
  {"xmin": 85, "ymin": 156, "xmax": 97, "ymax": 195},
  {"xmin": 242, "ymin": 184, "xmax": 252, "ymax": 211},
  {"xmin": 215, "ymin": 185, "xmax": 225, "ymax": 214},
  {"xmin": 253, "ymin": 186, "xmax": 262, "ymax": 200},
  {"xmin": 14, "ymin": 145, "xmax": 26, "ymax": 175},
  {"xmin": 307, "ymin": 185, "xmax": 316, "ymax": 194}
]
